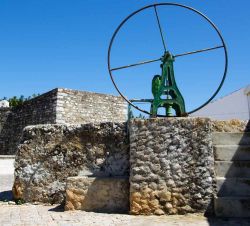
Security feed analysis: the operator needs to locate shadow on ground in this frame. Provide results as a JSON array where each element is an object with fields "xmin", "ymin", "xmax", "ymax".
[
  {"xmin": 0, "ymin": 190, "xmax": 13, "ymax": 202},
  {"xmin": 207, "ymin": 216, "xmax": 250, "ymax": 226},
  {"xmin": 48, "ymin": 204, "xmax": 65, "ymax": 212}
]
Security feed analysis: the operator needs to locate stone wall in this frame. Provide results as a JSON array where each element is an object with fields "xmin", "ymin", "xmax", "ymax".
[
  {"xmin": 65, "ymin": 176, "xmax": 129, "ymax": 213},
  {"xmin": 211, "ymin": 119, "xmax": 250, "ymax": 132},
  {"xmin": 11, "ymin": 117, "xmax": 250, "ymax": 214},
  {"xmin": 12, "ymin": 122, "xmax": 129, "ymax": 204},
  {"xmin": 0, "ymin": 88, "xmax": 127, "ymax": 154},
  {"xmin": 56, "ymin": 88, "xmax": 127, "ymax": 124},
  {"xmin": 0, "ymin": 108, "xmax": 11, "ymax": 134},
  {"xmin": 129, "ymin": 118, "xmax": 215, "ymax": 215},
  {"xmin": 0, "ymin": 90, "xmax": 57, "ymax": 155}
]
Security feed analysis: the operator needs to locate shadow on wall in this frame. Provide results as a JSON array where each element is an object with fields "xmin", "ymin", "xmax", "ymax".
[
  {"xmin": 64, "ymin": 176, "xmax": 129, "ymax": 213},
  {"xmin": 0, "ymin": 108, "xmax": 12, "ymax": 155},
  {"xmin": 0, "ymin": 90, "xmax": 57, "ymax": 155},
  {"xmin": 0, "ymin": 107, "xmax": 41, "ymax": 155}
]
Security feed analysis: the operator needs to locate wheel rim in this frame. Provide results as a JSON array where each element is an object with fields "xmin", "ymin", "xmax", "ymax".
[{"xmin": 108, "ymin": 3, "xmax": 228, "ymax": 116}]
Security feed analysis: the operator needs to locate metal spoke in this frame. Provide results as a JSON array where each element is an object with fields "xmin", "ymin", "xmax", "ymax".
[
  {"xmin": 130, "ymin": 99, "xmax": 153, "ymax": 103},
  {"xmin": 174, "ymin": 45, "xmax": 224, "ymax": 58},
  {"xmin": 110, "ymin": 58, "xmax": 161, "ymax": 71},
  {"xmin": 153, "ymin": 5, "xmax": 167, "ymax": 52}
]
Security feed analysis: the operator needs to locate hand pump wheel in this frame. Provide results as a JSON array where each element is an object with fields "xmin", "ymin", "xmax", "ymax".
[{"xmin": 108, "ymin": 3, "xmax": 228, "ymax": 117}]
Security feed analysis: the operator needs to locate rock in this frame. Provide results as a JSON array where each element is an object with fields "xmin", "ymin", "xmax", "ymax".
[
  {"xmin": 165, "ymin": 202, "xmax": 173, "ymax": 209},
  {"xmin": 129, "ymin": 118, "xmax": 215, "ymax": 215},
  {"xmin": 148, "ymin": 199, "xmax": 159, "ymax": 209},
  {"xmin": 211, "ymin": 119, "xmax": 250, "ymax": 132},
  {"xmin": 12, "ymin": 181, "xmax": 23, "ymax": 200},
  {"xmin": 154, "ymin": 209, "xmax": 165, "ymax": 215},
  {"xmin": 8, "ymin": 201, "xmax": 16, "ymax": 205},
  {"xmin": 65, "ymin": 176, "xmax": 129, "ymax": 213},
  {"xmin": 13, "ymin": 122, "xmax": 129, "ymax": 204},
  {"xmin": 179, "ymin": 205, "xmax": 193, "ymax": 213},
  {"xmin": 169, "ymin": 208, "xmax": 178, "ymax": 215},
  {"xmin": 158, "ymin": 190, "xmax": 171, "ymax": 202}
]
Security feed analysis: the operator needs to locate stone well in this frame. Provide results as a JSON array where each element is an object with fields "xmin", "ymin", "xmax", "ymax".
[{"xmin": 12, "ymin": 118, "xmax": 243, "ymax": 215}]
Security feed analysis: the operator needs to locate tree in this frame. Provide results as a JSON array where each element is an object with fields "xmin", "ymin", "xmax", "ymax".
[{"xmin": 1, "ymin": 94, "xmax": 40, "ymax": 107}]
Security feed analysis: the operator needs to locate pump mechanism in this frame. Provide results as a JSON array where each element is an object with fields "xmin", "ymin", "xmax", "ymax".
[{"xmin": 108, "ymin": 3, "xmax": 228, "ymax": 117}]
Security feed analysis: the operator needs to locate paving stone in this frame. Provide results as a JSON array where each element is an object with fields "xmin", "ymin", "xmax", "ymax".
[{"xmin": 0, "ymin": 205, "xmax": 250, "ymax": 226}]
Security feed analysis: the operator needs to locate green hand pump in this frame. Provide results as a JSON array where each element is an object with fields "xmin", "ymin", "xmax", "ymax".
[{"xmin": 151, "ymin": 51, "xmax": 186, "ymax": 117}]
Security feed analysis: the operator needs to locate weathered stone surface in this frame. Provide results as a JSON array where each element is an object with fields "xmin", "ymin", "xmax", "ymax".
[
  {"xmin": 56, "ymin": 88, "xmax": 127, "ymax": 124},
  {"xmin": 211, "ymin": 119, "xmax": 250, "ymax": 132},
  {"xmin": 0, "ymin": 88, "xmax": 127, "ymax": 155},
  {"xmin": 65, "ymin": 176, "xmax": 129, "ymax": 213},
  {"xmin": 13, "ymin": 122, "xmax": 129, "ymax": 204},
  {"xmin": 129, "ymin": 118, "xmax": 215, "ymax": 215}
]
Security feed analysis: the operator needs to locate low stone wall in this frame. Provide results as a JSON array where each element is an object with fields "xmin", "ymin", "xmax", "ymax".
[
  {"xmin": 65, "ymin": 176, "xmax": 129, "ymax": 213},
  {"xmin": 0, "ymin": 89, "xmax": 57, "ymax": 155},
  {"xmin": 12, "ymin": 117, "xmax": 250, "ymax": 214},
  {"xmin": 56, "ymin": 88, "xmax": 127, "ymax": 124},
  {"xmin": 13, "ymin": 122, "xmax": 129, "ymax": 204},
  {"xmin": 129, "ymin": 118, "xmax": 215, "ymax": 215},
  {"xmin": 0, "ymin": 88, "xmax": 127, "ymax": 155}
]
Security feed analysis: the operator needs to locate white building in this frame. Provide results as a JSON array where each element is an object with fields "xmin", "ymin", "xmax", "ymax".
[
  {"xmin": 191, "ymin": 85, "xmax": 250, "ymax": 120},
  {"xmin": 0, "ymin": 100, "xmax": 9, "ymax": 108}
]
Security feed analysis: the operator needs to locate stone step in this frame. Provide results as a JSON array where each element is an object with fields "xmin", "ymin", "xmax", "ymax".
[
  {"xmin": 214, "ymin": 196, "xmax": 250, "ymax": 217},
  {"xmin": 215, "ymin": 161, "xmax": 250, "ymax": 178},
  {"xmin": 216, "ymin": 177, "xmax": 250, "ymax": 197},
  {"xmin": 214, "ymin": 145, "xmax": 250, "ymax": 161},
  {"xmin": 65, "ymin": 176, "xmax": 129, "ymax": 213},
  {"xmin": 212, "ymin": 132, "xmax": 250, "ymax": 145}
]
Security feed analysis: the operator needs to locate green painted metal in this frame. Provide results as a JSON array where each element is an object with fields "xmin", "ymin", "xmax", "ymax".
[{"xmin": 150, "ymin": 51, "xmax": 186, "ymax": 117}]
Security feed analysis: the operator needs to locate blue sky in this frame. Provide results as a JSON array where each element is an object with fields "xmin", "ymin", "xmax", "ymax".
[{"xmin": 0, "ymin": 0, "xmax": 249, "ymax": 113}]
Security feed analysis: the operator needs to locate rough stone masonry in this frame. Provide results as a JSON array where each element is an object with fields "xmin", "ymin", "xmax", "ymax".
[
  {"xmin": 12, "ymin": 122, "xmax": 129, "ymax": 204},
  {"xmin": 129, "ymin": 118, "xmax": 215, "ymax": 215},
  {"xmin": 0, "ymin": 88, "xmax": 127, "ymax": 155},
  {"xmin": 13, "ymin": 116, "xmax": 250, "ymax": 214}
]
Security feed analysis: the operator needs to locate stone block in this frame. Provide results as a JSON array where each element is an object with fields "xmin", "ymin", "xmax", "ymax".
[
  {"xmin": 65, "ymin": 176, "xmax": 129, "ymax": 213},
  {"xmin": 129, "ymin": 118, "xmax": 215, "ymax": 215},
  {"xmin": 214, "ymin": 145, "xmax": 250, "ymax": 161},
  {"xmin": 12, "ymin": 122, "xmax": 129, "ymax": 204},
  {"xmin": 212, "ymin": 132, "xmax": 250, "ymax": 145},
  {"xmin": 211, "ymin": 119, "xmax": 250, "ymax": 133},
  {"xmin": 0, "ymin": 88, "xmax": 127, "ymax": 155}
]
